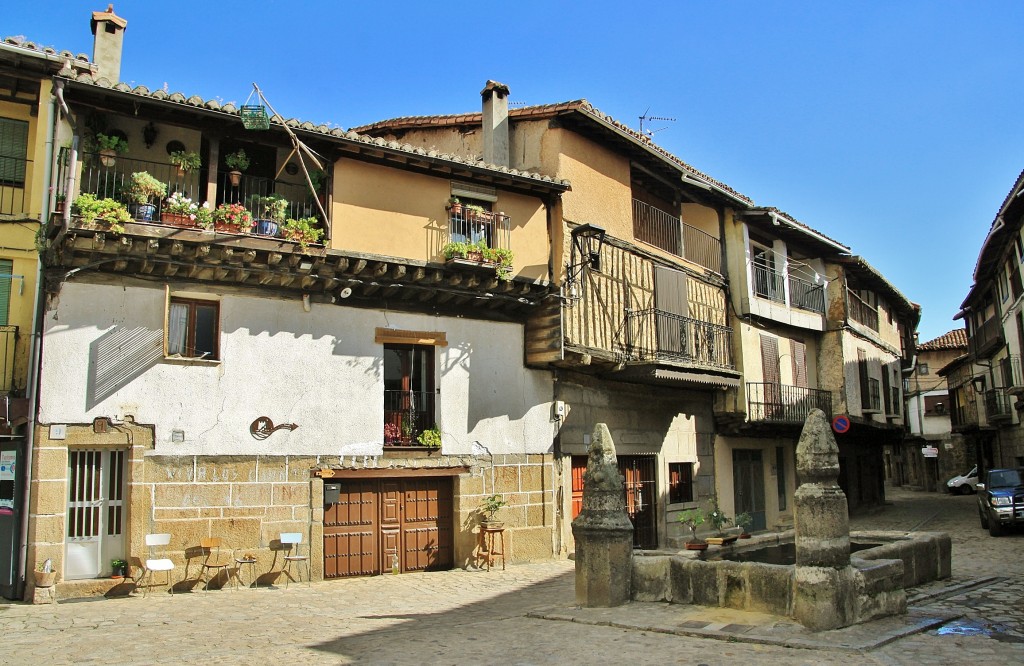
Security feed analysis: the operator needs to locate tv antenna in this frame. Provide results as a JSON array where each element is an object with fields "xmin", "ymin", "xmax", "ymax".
[{"xmin": 639, "ymin": 108, "xmax": 676, "ymax": 137}]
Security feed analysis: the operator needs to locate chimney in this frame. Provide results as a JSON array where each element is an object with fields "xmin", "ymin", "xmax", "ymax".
[
  {"xmin": 90, "ymin": 4, "xmax": 128, "ymax": 82},
  {"xmin": 481, "ymin": 80, "xmax": 510, "ymax": 167}
]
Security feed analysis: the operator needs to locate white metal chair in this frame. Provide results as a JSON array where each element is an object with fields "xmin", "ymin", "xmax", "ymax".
[
  {"xmin": 142, "ymin": 533, "xmax": 174, "ymax": 597},
  {"xmin": 280, "ymin": 532, "xmax": 310, "ymax": 588}
]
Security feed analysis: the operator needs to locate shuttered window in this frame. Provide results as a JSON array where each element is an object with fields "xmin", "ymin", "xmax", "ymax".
[
  {"xmin": 0, "ymin": 118, "xmax": 28, "ymax": 186},
  {"xmin": 0, "ymin": 259, "xmax": 12, "ymax": 325},
  {"xmin": 760, "ymin": 335, "xmax": 780, "ymax": 385},
  {"xmin": 858, "ymin": 349, "xmax": 871, "ymax": 410},
  {"xmin": 654, "ymin": 266, "xmax": 689, "ymax": 356},
  {"xmin": 790, "ymin": 339, "xmax": 807, "ymax": 388}
]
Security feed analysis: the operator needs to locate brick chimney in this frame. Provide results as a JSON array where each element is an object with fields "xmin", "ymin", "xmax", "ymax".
[
  {"xmin": 90, "ymin": 4, "xmax": 128, "ymax": 82},
  {"xmin": 481, "ymin": 80, "xmax": 510, "ymax": 167}
]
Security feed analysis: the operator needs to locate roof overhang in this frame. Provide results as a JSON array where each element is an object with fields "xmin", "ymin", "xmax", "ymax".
[{"xmin": 739, "ymin": 208, "xmax": 849, "ymax": 256}]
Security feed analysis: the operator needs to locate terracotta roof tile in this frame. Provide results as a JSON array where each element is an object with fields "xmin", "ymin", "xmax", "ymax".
[
  {"xmin": 918, "ymin": 329, "xmax": 968, "ymax": 351},
  {"xmin": 1, "ymin": 34, "xmax": 91, "ymax": 65}
]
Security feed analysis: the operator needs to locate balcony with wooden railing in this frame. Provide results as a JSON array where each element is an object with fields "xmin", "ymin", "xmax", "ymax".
[
  {"xmin": 848, "ymin": 289, "xmax": 879, "ymax": 332},
  {"xmin": 746, "ymin": 382, "xmax": 832, "ymax": 423},
  {"xmin": 619, "ymin": 308, "xmax": 734, "ymax": 370},
  {"xmin": 632, "ymin": 199, "xmax": 721, "ymax": 273},
  {"xmin": 969, "ymin": 316, "xmax": 1003, "ymax": 358},
  {"xmin": 951, "ymin": 388, "xmax": 979, "ymax": 429}
]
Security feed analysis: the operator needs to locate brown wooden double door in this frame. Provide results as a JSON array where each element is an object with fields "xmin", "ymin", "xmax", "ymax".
[
  {"xmin": 323, "ymin": 477, "xmax": 453, "ymax": 578},
  {"xmin": 571, "ymin": 455, "xmax": 658, "ymax": 549}
]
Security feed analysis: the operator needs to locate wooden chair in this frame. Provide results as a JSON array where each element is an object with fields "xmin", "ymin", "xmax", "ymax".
[
  {"xmin": 142, "ymin": 533, "xmax": 174, "ymax": 597},
  {"xmin": 199, "ymin": 537, "xmax": 231, "ymax": 592},
  {"xmin": 280, "ymin": 532, "xmax": 310, "ymax": 588}
]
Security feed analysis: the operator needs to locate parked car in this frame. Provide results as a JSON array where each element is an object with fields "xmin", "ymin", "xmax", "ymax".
[
  {"xmin": 977, "ymin": 467, "xmax": 1024, "ymax": 536},
  {"xmin": 947, "ymin": 465, "xmax": 979, "ymax": 494}
]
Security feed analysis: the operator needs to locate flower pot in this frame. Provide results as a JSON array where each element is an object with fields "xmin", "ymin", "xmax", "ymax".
[
  {"xmin": 54, "ymin": 201, "xmax": 65, "ymax": 215},
  {"xmin": 449, "ymin": 202, "xmax": 462, "ymax": 216},
  {"xmin": 684, "ymin": 541, "xmax": 708, "ymax": 551},
  {"xmin": 33, "ymin": 571, "xmax": 56, "ymax": 588},
  {"xmin": 480, "ymin": 519, "xmax": 504, "ymax": 530},
  {"xmin": 99, "ymin": 149, "xmax": 117, "ymax": 168},
  {"xmin": 176, "ymin": 165, "xmax": 186, "ymax": 178},
  {"xmin": 161, "ymin": 212, "xmax": 196, "ymax": 227},
  {"xmin": 214, "ymin": 220, "xmax": 250, "ymax": 233},
  {"xmin": 229, "ymin": 170, "xmax": 242, "ymax": 187},
  {"xmin": 254, "ymin": 219, "xmax": 279, "ymax": 236},
  {"xmin": 705, "ymin": 535, "xmax": 739, "ymax": 546},
  {"xmin": 739, "ymin": 533, "xmax": 751, "ymax": 539},
  {"xmin": 129, "ymin": 203, "xmax": 157, "ymax": 221}
]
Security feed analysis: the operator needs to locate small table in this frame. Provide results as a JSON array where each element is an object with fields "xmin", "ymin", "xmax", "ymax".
[
  {"xmin": 479, "ymin": 526, "xmax": 506, "ymax": 571},
  {"xmin": 233, "ymin": 557, "xmax": 258, "ymax": 590}
]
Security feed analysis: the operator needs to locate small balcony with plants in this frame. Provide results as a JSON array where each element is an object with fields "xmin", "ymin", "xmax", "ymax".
[
  {"xmin": 442, "ymin": 197, "xmax": 513, "ymax": 280},
  {"xmin": 383, "ymin": 390, "xmax": 438, "ymax": 449},
  {"xmin": 55, "ymin": 144, "xmax": 328, "ymax": 251}
]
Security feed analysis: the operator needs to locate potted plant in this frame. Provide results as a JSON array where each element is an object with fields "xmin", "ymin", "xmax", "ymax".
[
  {"xmin": 211, "ymin": 202, "xmax": 253, "ymax": 234},
  {"xmin": 224, "ymin": 149, "xmax": 250, "ymax": 187},
  {"xmin": 479, "ymin": 494, "xmax": 507, "ymax": 528},
  {"xmin": 110, "ymin": 558, "xmax": 128, "ymax": 578},
  {"xmin": 72, "ymin": 193, "xmax": 131, "ymax": 233},
  {"xmin": 169, "ymin": 149, "xmax": 201, "ymax": 177},
  {"xmin": 482, "ymin": 246, "xmax": 514, "ymax": 281},
  {"xmin": 248, "ymin": 194, "xmax": 289, "ymax": 236},
  {"xmin": 447, "ymin": 195, "xmax": 462, "ymax": 216},
  {"xmin": 95, "ymin": 132, "xmax": 127, "ymax": 167},
  {"xmin": 162, "ymin": 192, "xmax": 205, "ymax": 227},
  {"xmin": 677, "ymin": 508, "xmax": 706, "ymax": 551},
  {"xmin": 53, "ymin": 193, "xmax": 66, "ymax": 215},
  {"xmin": 34, "ymin": 559, "xmax": 56, "ymax": 588},
  {"xmin": 281, "ymin": 216, "xmax": 324, "ymax": 250},
  {"xmin": 442, "ymin": 240, "xmax": 484, "ymax": 264},
  {"xmin": 383, "ymin": 422, "xmax": 402, "ymax": 446},
  {"xmin": 734, "ymin": 512, "xmax": 754, "ymax": 539},
  {"xmin": 704, "ymin": 495, "xmax": 736, "ymax": 546},
  {"xmin": 125, "ymin": 171, "xmax": 167, "ymax": 221},
  {"xmin": 416, "ymin": 427, "xmax": 442, "ymax": 450}
]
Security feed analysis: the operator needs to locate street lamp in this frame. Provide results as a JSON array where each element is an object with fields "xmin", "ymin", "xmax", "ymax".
[{"xmin": 566, "ymin": 223, "xmax": 606, "ymax": 296}]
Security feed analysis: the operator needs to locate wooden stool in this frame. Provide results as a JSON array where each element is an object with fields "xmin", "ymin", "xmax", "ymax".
[{"xmin": 480, "ymin": 526, "xmax": 506, "ymax": 571}]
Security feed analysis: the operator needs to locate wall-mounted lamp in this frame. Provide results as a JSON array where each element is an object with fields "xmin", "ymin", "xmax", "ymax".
[
  {"xmin": 971, "ymin": 376, "xmax": 987, "ymax": 394},
  {"xmin": 565, "ymin": 223, "xmax": 606, "ymax": 294}
]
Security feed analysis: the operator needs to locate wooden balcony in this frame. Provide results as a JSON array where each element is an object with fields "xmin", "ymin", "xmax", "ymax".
[
  {"xmin": 969, "ymin": 316, "xmax": 1004, "ymax": 359},
  {"xmin": 848, "ymin": 289, "xmax": 879, "ymax": 331}
]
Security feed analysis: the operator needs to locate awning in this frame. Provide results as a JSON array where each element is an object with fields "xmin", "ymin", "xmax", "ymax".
[{"xmin": 608, "ymin": 364, "xmax": 741, "ymax": 388}]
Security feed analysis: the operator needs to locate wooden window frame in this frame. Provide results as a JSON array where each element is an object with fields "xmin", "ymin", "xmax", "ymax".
[
  {"xmin": 383, "ymin": 343, "xmax": 436, "ymax": 445},
  {"xmin": 165, "ymin": 296, "xmax": 220, "ymax": 360}
]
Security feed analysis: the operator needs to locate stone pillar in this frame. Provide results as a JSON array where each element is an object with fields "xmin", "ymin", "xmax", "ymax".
[
  {"xmin": 793, "ymin": 408, "xmax": 854, "ymax": 630},
  {"xmin": 571, "ymin": 423, "xmax": 634, "ymax": 607}
]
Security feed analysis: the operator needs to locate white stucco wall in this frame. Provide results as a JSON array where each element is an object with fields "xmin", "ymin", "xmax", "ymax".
[{"xmin": 40, "ymin": 281, "xmax": 555, "ymax": 456}]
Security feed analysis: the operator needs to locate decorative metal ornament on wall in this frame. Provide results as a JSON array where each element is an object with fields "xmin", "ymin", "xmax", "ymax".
[{"xmin": 249, "ymin": 417, "xmax": 299, "ymax": 440}]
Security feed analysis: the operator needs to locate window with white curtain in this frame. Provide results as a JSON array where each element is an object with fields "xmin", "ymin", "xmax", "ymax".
[{"xmin": 166, "ymin": 297, "xmax": 219, "ymax": 359}]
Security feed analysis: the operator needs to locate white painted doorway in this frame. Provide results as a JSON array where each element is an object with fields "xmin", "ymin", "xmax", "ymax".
[{"xmin": 65, "ymin": 450, "xmax": 126, "ymax": 579}]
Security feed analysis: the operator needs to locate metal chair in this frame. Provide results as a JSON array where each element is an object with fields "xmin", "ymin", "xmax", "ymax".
[
  {"xmin": 142, "ymin": 533, "xmax": 174, "ymax": 597},
  {"xmin": 199, "ymin": 537, "xmax": 231, "ymax": 592},
  {"xmin": 280, "ymin": 532, "xmax": 310, "ymax": 588}
]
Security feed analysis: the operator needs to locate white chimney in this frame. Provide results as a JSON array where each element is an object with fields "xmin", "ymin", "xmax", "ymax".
[
  {"xmin": 90, "ymin": 4, "xmax": 128, "ymax": 83},
  {"xmin": 481, "ymin": 80, "xmax": 510, "ymax": 167}
]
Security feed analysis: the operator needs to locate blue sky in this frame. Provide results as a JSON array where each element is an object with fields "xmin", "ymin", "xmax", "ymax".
[{"xmin": 6, "ymin": 1, "xmax": 1023, "ymax": 341}]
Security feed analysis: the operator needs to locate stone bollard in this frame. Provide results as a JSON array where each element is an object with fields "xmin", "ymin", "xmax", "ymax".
[
  {"xmin": 571, "ymin": 423, "xmax": 634, "ymax": 607},
  {"xmin": 793, "ymin": 408, "xmax": 854, "ymax": 630}
]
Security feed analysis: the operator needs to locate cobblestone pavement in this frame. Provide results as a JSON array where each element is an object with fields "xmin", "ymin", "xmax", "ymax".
[{"xmin": 0, "ymin": 486, "xmax": 1021, "ymax": 665}]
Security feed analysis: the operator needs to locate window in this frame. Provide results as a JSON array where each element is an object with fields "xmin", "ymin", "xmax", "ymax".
[
  {"xmin": 1000, "ymin": 267, "xmax": 1010, "ymax": 302},
  {"xmin": 383, "ymin": 344, "xmax": 435, "ymax": 445},
  {"xmin": 918, "ymin": 363, "xmax": 930, "ymax": 376},
  {"xmin": 166, "ymin": 297, "xmax": 219, "ymax": 359},
  {"xmin": 0, "ymin": 118, "xmax": 28, "ymax": 186},
  {"xmin": 668, "ymin": 462, "xmax": 693, "ymax": 504},
  {"xmin": 924, "ymin": 394, "xmax": 947, "ymax": 415}
]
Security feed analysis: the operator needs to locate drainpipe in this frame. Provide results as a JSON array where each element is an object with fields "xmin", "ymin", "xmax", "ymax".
[
  {"xmin": 16, "ymin": 90, "xmax": 58, "ymax": 595},
  {"xmin": 52, "ymin": 78, "xmax": 78, "ymax": 235}
]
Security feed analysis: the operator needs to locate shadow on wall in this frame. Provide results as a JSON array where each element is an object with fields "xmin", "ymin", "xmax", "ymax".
[{"xmin": 86, "ymin": 326, "xmax": 163, "ymax": 410}]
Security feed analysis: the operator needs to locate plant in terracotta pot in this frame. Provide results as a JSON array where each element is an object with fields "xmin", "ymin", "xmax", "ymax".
[
  {"xmin": 72, "ymin": 193, "xmax": 131, "ymax": 233},
  {"xmin": 169, "ymin": 149, "xmax": 201, "ymax": 177},
  {"xmin": 479, "ymin": 494, "xmax": 507, "ymax": 528},
  {"xmin": 482, "ymin": 246, "xmax": 514, "ymax": 281},
  {"xmin": 677, "ymin": 508, "xmax": 706, "ymax": 550},
  {"xmin": 703, "ymin": 495, "xmax": 736, "ymax": 545},
  {"xmin": 224, "ymin": 149, "xmax": 250, "ymax": 187},
  {"xmin": 447, "ymin": 195, "xmax": 462, "ymax": 216},
  {"xmin": 125, "ymin": 171, "xmax": 167, "ymax": 221},
  {"xmin": 95, "ymin": 132, "xmax": 127, "ymax": 166},
  {"xmin": 281, "ymin": 216, "xmax": 324, "ymax": 250},
  {"xmin": 416, "ymin": 427, "xmax": 442, "ymax": 450},
  {"xmin": 734, "ymin": 512, "xmax": 754, "ymax": 538},
  {"xmin": 53, "ymin": 193, "xmax": 66, "ymax": 214},
  {"xmin": 211, "ymin": 202, "xmax": 253, "ymax": 234}
]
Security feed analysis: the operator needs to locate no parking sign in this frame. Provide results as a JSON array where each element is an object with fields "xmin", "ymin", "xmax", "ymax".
[{"xmin": 832, "ymin": 415, "xmax": 850, "ymax": 434}]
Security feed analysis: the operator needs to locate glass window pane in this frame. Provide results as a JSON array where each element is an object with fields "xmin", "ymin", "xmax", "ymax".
[{"xmin": 193, "ymin": 304, "xmax": 218, "ymax": 358}]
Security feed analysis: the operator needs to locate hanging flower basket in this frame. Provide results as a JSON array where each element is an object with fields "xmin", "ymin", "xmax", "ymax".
[{"xmin": 240, "ymin": 105, "xmax": 270, "ymax": 130}]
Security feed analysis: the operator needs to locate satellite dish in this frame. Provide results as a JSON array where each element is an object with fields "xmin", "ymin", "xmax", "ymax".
[{"xmin": 339, "ymin": 287, "xmax": 352, "ymax": 299}]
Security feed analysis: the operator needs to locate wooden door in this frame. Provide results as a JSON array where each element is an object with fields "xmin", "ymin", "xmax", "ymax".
[
  {"xmin": 732, "ymin": 449, "xmax": 766, "ymax": 531},
  {"xmin": 323, "ymin": 477, "xmax": 453, "ymax": 578}
]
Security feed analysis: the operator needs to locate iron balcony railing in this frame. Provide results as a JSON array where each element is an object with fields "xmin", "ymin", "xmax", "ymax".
[
  {"xmin": 862, "ymin": 377, "xmax": 881, "ymax": 412},
  {"xmin": 751, "ymin": 261, "xmax": 786, "ymax": 304},
  {"xmin": 60, "ymin": 151, "xmax": 329, "ymax": 227},
  {"xmin": 0, "ymin": 326, "xmax": 16, "ymax": 393},
  {"xmin": 447, "ymin": 207, "xmax": 511, "ymax": 250},
  {"xmin": 0, "ymin": 155, "xmax": 30, "ymax": 216},
  {"xmin": 1001, "ymin": 355, "xmax": 1024, "ymax": 392},
  {"xmin": 984, "ymin": 388, "xmax": 1013, "ymax": 421},
  {"xmin": 383, "ymin": 389, "xmax": 435, "ymax": 446},
  {"xmin": 969, "ymin": 316, "xmax": 1003, "ymax": 358},
  {"xmin": 632, "ymin": 199, "xmax": 721, "ymax": 273},
  {"xmin": 746, "ymin": 382, "xmax": 832, "ymax": 423},
  {"xmin": 788, "ymin": 274, "xmax": 825, "ymax": 314},
  {"xmin": 848, "ymin": 289, "xmax": 879, "ymax": 332},
  {"xmin": 619, "ymin": 308, "xmax": 734, "ymax": 370}
]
